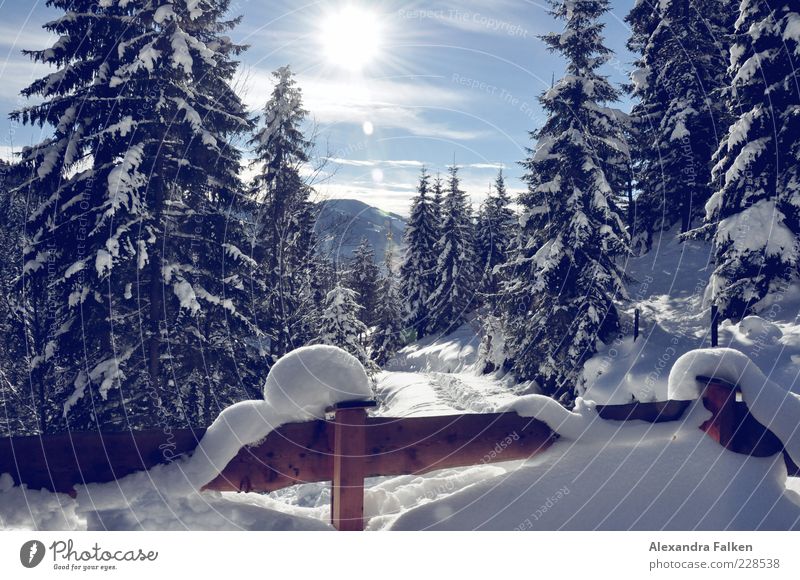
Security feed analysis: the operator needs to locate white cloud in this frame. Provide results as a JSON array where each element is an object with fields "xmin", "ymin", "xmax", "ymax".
[
  {"xmin": 239, "ymin": 68, "xmax": 487, "ymax": 141},
  {"xmin": 324, "ymin": 157, "xmax": 425, "ymax": 168},
  {"xmin": 467, "ymin": 162, "xmax": 506, "ymax": 170},
  {"xmin": 0, "ymin": 23, "xmax": 56, "ymax": 52}
]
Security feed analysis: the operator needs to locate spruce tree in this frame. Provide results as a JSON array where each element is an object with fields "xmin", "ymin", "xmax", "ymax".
[
  {"xmin": 499, "ymin": 0, "xmax": 629, "ymax": 404},
  {"xmin": 371, "ymin": 244, "xmax": 405, "ymax": 367},
  {"xmin": 248, "ymin": 66, "xmax": 319, "ymax": 361},
  {"xmin": 399, "ymin": 168, "xmax": 439, "ymax": 338},
  {"xmin": 431, "ymin": 172, "xmax": 445, "ymax": 232},
  {"xmin": 427, "ymin": 165, "xmax": 477, "ymax": 334},
  {"xmin": 345, "ymin": 238, "xmax": 380, "ymax": 327},
  {"xmin": 627, "ymin": 0, "xmax": 732, "ymax": 250},
  {"xmin": 317, "ymin": 284, "xmax": 376, "ymax": 373},
  {"xmin": 475, "ymin": 170, "xmax": 517, "ymax": 299},
  {"xmin": 13, "ymin": 0, "xmax": 254, "ymax": 431},
  {"xmin": 704, "ymin": 0, "xmax": 800, "ymax": 320},
  {"xmin": 0, "ymin": 161, "xmax": 36, "ymax": 435}
]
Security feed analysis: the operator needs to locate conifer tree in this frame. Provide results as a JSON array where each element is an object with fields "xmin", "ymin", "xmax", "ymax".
[
  {"xmin": 371, "ymin": 244, "xmax": 404, "ymax": 367},
  {"xmin": 13, "ymin": 0, "xmax": 255, "ymax": 431},
  {"xmin": 627, "ymin": 0, "xmax": 732, "ymax": 250},
  {"xmin": 248, "ymin": 66, "xmax": 319, "ymax": 361},
  {"xmin": 317, "ymin": 284, "xmax": 376, "ymax": 373},
  {"xmin": 346, "ymin": 238, "xmax": 380, "ymax": 327},
  {"xmin": 427, "ymin": 165, "xmax": 477, "ymax": 334},
  {"xmin": 499, "ymin": 0, "xmax": 629, "ymax": 404},
  {"xmin": 475, "ymin": 170, "xmax": 517, "ymax": 299},
  {"xmin": 704, "ymin": 0, "xmax": 800, "ymax": 320},
  {"xmin": 399, "ymin": 168, "xmax": 439, "ymax": 338}
]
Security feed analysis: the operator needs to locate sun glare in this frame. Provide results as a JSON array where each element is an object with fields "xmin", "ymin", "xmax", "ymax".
[{"xmin": 321, "ymin": 5, "xmax": 382, "ymax": 71}]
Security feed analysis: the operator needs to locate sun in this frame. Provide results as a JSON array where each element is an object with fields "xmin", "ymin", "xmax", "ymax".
[{"xmin": 320, "ymin": 5, "xmax": 382, "ymax": 72}]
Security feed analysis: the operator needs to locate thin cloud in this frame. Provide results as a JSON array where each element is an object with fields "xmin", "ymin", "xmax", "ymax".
[
  {"xmin": 240, "ymin": 67, "xmax": 488, "ymax": 141},
  {"xmin": 325, "ymin": 158, "xmax": 425, "ymax": 168}
]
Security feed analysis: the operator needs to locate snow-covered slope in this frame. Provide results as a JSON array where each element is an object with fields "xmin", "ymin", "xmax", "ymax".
[
  {"xmin": 315, "ymin": 198, "xmax": 406, "ymax": 266},
  {"xmin": 583, "ymin": 233, "xmax": 800, "ymax": 404}
]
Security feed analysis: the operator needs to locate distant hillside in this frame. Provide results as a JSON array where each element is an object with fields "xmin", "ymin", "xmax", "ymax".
[{"xmin": 315, "ymin": 198, "xmax": 406, "ymax": 267}]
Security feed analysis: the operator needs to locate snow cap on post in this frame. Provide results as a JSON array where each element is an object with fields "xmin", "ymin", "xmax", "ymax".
[{"xmin": 263, "ymin": 345, "xmax": 373, "ymax": 420}]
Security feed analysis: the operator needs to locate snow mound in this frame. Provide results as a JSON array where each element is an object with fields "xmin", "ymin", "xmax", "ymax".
[
  {"xmin": 500, "ymin": 395, "xmax": 595, "ymax": 440},
  {"xmin": 739, "ymin": 315, "xmax": 783, "ymax": 343},
  {"xmin": 668, "ymin": 348, "xmax": 800, "ymax": 464},
  {"xmin": 263, "ymin": 345, "xmax": 373, "ymax": 419}
]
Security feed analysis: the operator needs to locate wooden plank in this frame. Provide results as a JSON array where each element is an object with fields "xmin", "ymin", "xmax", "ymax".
[
  {"xmin": 205, "ymin": 411, "xmax": 557, "ymax": 493},
  {"xmin": 361, "ymin": 412, "xmax": 556, "ymax": 478},
  {"xmin": 0, "ymin": 428, "xmax": 205, "ymax": 495},
  {"xmin": 595, "ymin": 399, "xmax": 690, "ymax": 423},
  {"xmin": 331, "ymin": 407, "xmax": 367, "ymax": 531}
]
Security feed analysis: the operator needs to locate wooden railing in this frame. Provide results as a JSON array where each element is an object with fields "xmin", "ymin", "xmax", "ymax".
[{"xmin": 0, "ymin": 377, "xmax": 797, "ymax": 531}]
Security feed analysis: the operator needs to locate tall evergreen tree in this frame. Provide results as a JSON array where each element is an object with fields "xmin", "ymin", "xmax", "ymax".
[
  {"xmin": 427, "ymin": 165, "xmax": 477, "ymax": 334},
  {"xmin": 0, "ymin": 161, "xmax": 36, "ymax": 435},
  {"xmin": 371, "ymin": 243, "xmax": 404, "ymax": 367},
  {"xmin": 399, "ymin": 168, "xmax": 439, "ymax": 338},
  {"xmin": 431, "ymin": 172, "xmax": 445, "ymax": 232},
  {"xmin": 627, "ymin": 0, "xmax": 732, "ymax": 250},
  {"xmin": 475, "ymin": 170, "xmax": 517, "ymax": 299},
  {"xmin": 345, "ymin": 238, "xmax": 380, "ymax": 327},
  {"xmin": 703, "ymin": 0, "xmax": 800, "ymax": 320},
  {"xmin": 499, "ymin": 0, "xmax": 629, "ymax": 404},
  {"xmin": 317, "ymin": 284, "xmax": 376, "ymax": 373},
  {"xmin": 248, "ymin": 66, "xmax": 319, "ymax": 362},
  {"xmin": 13, "ymin": 0, "xmax": 255, "ymax": 431}
]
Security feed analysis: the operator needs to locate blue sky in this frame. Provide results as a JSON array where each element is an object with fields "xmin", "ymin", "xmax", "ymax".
[{"xmin": 0, "ymin": 0, "xmax": 637, "ymax": 215}]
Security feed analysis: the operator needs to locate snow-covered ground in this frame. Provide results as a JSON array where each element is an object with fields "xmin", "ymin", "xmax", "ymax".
[
  {"xmin": 584, "ymin": 233, "xmax": 800, "ymax": 404},
  {"xmin": 3, "ymin": 245, "xmax": 800, "ymax": 530}
]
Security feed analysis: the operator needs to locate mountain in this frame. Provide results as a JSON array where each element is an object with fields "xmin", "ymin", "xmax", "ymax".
[{"xmin": 315, "ymin": 199, "xmax": 406, "ymax": 268}]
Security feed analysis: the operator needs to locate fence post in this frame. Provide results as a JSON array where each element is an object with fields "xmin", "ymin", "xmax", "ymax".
[
  {"xmin": 711, "ymin": 304, "xmax": 719, "ymax": 347},
  {"xmin": 330, "ymin": 400, "xmax": 376, "ymax": 531}
]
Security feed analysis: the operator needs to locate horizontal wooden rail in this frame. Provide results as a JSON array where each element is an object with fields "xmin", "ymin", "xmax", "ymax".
[{"xmin": 203, "ymin": 411, "xmax": 557, "ymax": 494}]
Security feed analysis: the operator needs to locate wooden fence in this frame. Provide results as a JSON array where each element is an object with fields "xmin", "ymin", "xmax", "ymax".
[{"xmin": 0, "ymin": 376, "xmax": 797, "ymax": 531}]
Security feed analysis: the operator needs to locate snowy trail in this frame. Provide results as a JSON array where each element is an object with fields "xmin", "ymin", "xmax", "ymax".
[
  {"xmin": 425, "ymin": 372, "xmax": 519, "ymax": 414},
  {"xmin": 374, "ymin": 370, "xmax": 521, "ymax": 417}
]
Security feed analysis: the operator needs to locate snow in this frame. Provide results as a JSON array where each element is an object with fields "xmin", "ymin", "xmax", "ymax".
[
  {"xmin": 630, "ymin": 66, "xmax": 650, "ymax": 91},
  {"xmin": 173, "ymin": 280, "xmax": 201, "ymax": 314},
  {"xmin": 391, "ymin": 321, "xmax": 481, "ymax": 373},
  {"xmin": 388, "ymin": 399, "xmax": 800, "ymax": 530},
  {"xmin": 262, "ymin": 345, "xmax": 373, "ymax": 419},
  {"xmin": 667, "ymin": 348, "xmax": 800, "ymax": 465},
  {"xmin": 785, "ymin": 13, "xmax": 800, "ymax": 47},
  {"xmin": 170, "ymin": 30, "xmax": 193, "ymax": 73},
  {"xmin": 739, "ymin": 315, "xmax": 783, "ymax": 343},
  {"xmin": 716, "ymin": 199, "xmax": 797, "ymax": 260},
  {"xmin": 95, "ymin": 249, "xmax": 113, "ymax": 278}
]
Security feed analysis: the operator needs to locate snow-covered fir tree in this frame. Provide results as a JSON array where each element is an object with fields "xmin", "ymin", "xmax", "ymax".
[
  {"xmin": 627, "ymin": 0, "xmax": 732, "ymax": 250},
  {"xmin": 13, "ymin": 0, "xmax": 255, "ymax": 432},
  {"xmin": 248, "ymin": 65, "xmax": 320, "ymax": 362},
  {"xmin": 370, "ymin": 243, "xmax": 405, "ymax": 367},
  {"xmin": 499, "ymin": 0, "xmax": 629, "ymax": 404},
  {"xmin": 0, "ymin": 161, "xmax": 37, "ymax": 435},
  {"xmin": 316, "ymin": 284, "xmax": 376, "ymax": 373},
  {"xmin": 703, "ymin": 0, "xmax": 800, "ymax": 320},
  {"xmin": 400, "ymin": 168, "xmax": 440, "ymax": 338},
  {"xmin": 426, "ymin": 165, "xmax": 477, "ymax": 334},
  {"xmin": 431, "ymin": 172, "xmax": 445, "ymax": 231},
  {"xmin": 345, "ymin": 238, "xmax": 380, "ymax": 327},
  {"xmin": 475, "ymin": 170, "xmax": 517, "ymax": 299}
]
